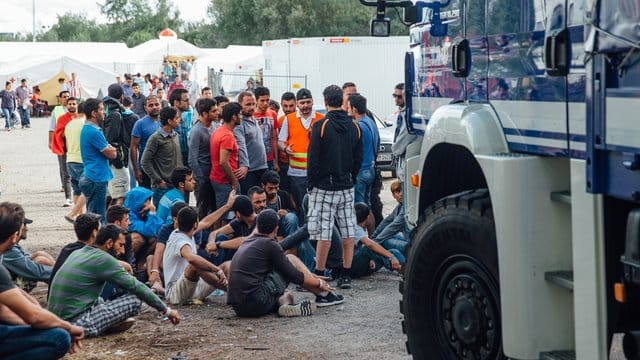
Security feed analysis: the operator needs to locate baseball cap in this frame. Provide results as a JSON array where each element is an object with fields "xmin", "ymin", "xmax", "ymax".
[
  {"xmin": 23, "ymin": 217, "xmax": 33, "ymax": 224},
  {"xmin": 296, "ymin": 88, "xmax": 312, "ymax": 101},
  {"xmin": 232, "ymin": 195, "xmax": 254, "ymax": 217}
]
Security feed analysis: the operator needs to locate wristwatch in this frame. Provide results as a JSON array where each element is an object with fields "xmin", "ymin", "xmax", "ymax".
[{"xmin": 387, "ymin": 256, "xmax": 395, "ymax": 262}]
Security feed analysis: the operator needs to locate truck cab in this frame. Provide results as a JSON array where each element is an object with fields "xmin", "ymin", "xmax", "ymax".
[{"xmin": 361, "ymin": 0, "xmax": 640, "ymax": 359}]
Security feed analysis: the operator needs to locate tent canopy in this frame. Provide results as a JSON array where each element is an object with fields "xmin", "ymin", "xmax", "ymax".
[
  {"xmin": 0, "ymin": 56, "xmax": 118, "ymax": 105},
  {"xmin": 129, "ymin": 38, "xmax": 209, "ymax": 73}
]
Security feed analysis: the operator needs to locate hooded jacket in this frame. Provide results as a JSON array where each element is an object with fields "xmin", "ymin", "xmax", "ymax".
[
  {"xmin": 307, "ymin": 109, "xmax": 363, "ymax": 191},
  {"xmin": 124, "ymin": 187, "xmax": 164, "ymax": 238}
]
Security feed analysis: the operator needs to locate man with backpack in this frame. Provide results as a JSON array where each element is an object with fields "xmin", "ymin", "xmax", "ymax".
[{"xmin": 103, "ymin": 84, "xmax": 139, "ymax": 205}]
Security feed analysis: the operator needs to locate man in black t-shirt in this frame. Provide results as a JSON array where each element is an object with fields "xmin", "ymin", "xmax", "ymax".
[
  {"xmin": 227, "ymin": 209, "xmax": 336, "ymax": 317},
  {"xmin": 260, "ymin": 170, "xmax": 299, "ymax": 238},
  {"xmin": 206, "ymin": 195, "xmax": 256, "ymax": 264},
  {"xmin": 0, "ymin": 202, "xmax": 84, "ymax": 358}
]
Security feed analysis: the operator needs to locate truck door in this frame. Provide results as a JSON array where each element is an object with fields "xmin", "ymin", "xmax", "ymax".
[
  {"xmin": 464, "ymin": 0, "xmax": 488, "ymax": 102},
  {"xmin": 487, "ymin": 0, "xmax": 570, "ymax": 156}
]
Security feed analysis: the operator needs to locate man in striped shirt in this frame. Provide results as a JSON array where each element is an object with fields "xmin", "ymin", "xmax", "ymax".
[{"xmin": 48, "ymin": 224, "xmax": 180, "ymax": 337}]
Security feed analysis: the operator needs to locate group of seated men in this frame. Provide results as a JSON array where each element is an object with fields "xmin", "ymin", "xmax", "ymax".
[{"xmin": 0, "ymin": 167, "xmax": 408, "ymax": 358}]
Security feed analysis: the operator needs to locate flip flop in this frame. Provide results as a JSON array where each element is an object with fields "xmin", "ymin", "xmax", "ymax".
[{"xmin": 64, "ymin": 215, "xmax": 75, "ymax": 224}]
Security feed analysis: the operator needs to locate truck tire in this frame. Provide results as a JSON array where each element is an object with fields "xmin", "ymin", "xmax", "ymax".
[{"xmin": 400, "ymin": 189, "xmax": 505, "ymax": 359}]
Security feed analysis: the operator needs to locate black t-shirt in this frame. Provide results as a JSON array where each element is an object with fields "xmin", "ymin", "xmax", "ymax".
[
  {"xmin": 227, "ymin": 235, "xmax": 304, "ymax": 305},
  {"xmin": 50, "ymin": 241, "xmax": 86, "ymax": 284},
  {"xmin": 0, "ymin": 264, "xmax": 16, "ymax": 294},
  {"xmin": 229, "ymin": 219, "xmax": 255, "ymax": 238},
  {"xmin": 265, "ymin": 190, "xmax": 295, "ymax": 212}
]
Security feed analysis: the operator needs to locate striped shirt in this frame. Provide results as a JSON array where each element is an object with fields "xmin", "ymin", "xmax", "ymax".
[{"xmin": 48, "ymin": 246, "xmax": 166, "ymax": 320}]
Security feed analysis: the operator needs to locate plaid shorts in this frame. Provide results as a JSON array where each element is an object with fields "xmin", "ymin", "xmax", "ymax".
[
  {"xmin": 307, "ymin": 187, "xmax": 356, "ymax": 241},
  {"xmin": 72, "ymin": 294, "xmax": 141, "ymax": 337}
]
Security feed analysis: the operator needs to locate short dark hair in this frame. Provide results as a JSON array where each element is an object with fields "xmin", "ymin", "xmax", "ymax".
[
  {"xmin": 77, "ymin": 100, "xmax": 85, "ymax": 114},
  {"xmin": 171, "ymin": 201, "xmax": 188, "ymax": 218},
  {"xmin": 107, "ymin": 83, "xmax": 124, "ymax": 99},
  {"xmin": 269, "ymin": 99, "xmax": 280, "ymax": 112},
  {"xmin": 395, "ymin": 83, "xmax": 405, "ymax": 91},
  {"xmin": 67, "ymin": 97, "xmax": 77, "ymax": 104},
  {"xmin": 256, "ymin": 209, "xmax": 279, "ymax": 234},
  {"xmin": 197, "ymin": 98, "xmax": 217, "ymax": 116},
  {"xmin": 4, "ymin": 81, "xmax": 10, "ymax": 87},
  {"xmin": 95, "ymin": 224, "xmax": 125, "ymax": 246},
  {"xmin": 323, "ymin": 85, "xmax": 343, "ymax": 108},
  {"xmin": 74, "ymin": 213, "xmax": 101, "ymax": 242},
  {"xmin": 215, "ymin": 95, "xmax": 229, "ymax": 104},
  {"xmin": 177, "ymin": 206, "xmax": 198, "ymax": 232},
  {"xmin": 59, "ymin": 90, "xmax": 70, "ymax": 98},
  {"xmin": 131, "ymin": 82, "xmax": 139, "ymax": 88},
  {"xmin": 237, "ymin": 91, "xmax": 255, "ymax": 104},
  {"xmin": 281, "ymin": 92, "xmax": 295, "ymax": 102},
  {"xmin": 355, "ymin": 202, "xmax": 370, "ymax": 224},
  {"xmin": 222, "ymin": 102, "xmax": 241, "ymax": 123},
  {"xmin": 231, "ymin": 195, "xmax": 253, "ymax": 217},
  {"xmin": 254, "ymin": 86, "xmax": 270, "ymax": 98},
  {"xmin": 201, "ymin": 86, "xmax": 212, "ymax": 94},
  {"xmin": 342, "ymin": 82, "xmax": 356, "ymax": 90},
  {"xmin": 83, "ymin": 98, "xmax": 102, "ymax": 118},
  {"xmin": 145, "ymin": 95, "xmax": 159, "ymax": 105},
  {"xmin": 0, "ymin": 202, "xmax": 24, "ymax": 244},
  {"xmin": 171, "ymin": 166, "xmax": 192, "ymax": 188},
  {"xmin": 169, "ymin": 88, "xmax": 188, "ymax": 106},
  {"xmin": 159, "ymin": 106, "xmax": 178, "ymax": 126},
  {"xmin": 121, "ymin": 96, "xmax": 133, "ymax": 107},
  {"xmin": 106, "ymin": 205, "xmax": 129, "ymax": 224},
  {"xmin": 247, "ymin": 186, "xmax": 265, "ymax": 199},
  {"xmin": 348, "ymin": 94, "xmax": 367, "ymax": 114},
  {"xmin": 261, "ymin": 170, "xmax": 280, "ymax": 185}
]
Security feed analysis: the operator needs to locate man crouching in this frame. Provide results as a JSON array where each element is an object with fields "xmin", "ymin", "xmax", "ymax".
[{"xmin": 227, "ymin": 209, "xmax": 335, "ymax": 317}]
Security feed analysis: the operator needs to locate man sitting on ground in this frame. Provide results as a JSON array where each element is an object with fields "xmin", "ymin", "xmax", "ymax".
[
  {"xmin": 163, "ymin": 207, "xmax": 228, "ymax": 305},
  {"xmin": 260, "ymin": 171, "xmax": 298, "ymax": 238},
  {"xmin": 371, "ymin": 179, "xmax": 408, "ymax": 255},
  {"xmin": 123, "ymin": 187, "xmax": 163, "ymax": 274},
  {"xmin": 205, "ymin": 195, "xmax": 256, "ymax": 264},
  {"xmin": 48, "ymin": 224, "xmax": 180, "ymax": 337},
  {"xmin": 0, "ymin": 202, "xmax": 84, "ymax": 359},
  {"xmin": 0, "ymin": 215, "xmax": 53, "ymax": 292},
  {"xmin": 227, "ymin": 209, "xmax": 337, "ymax": 317},
  {"xmin": 156, "ymin": 166, "xmax": 196, "ymax": 224}
]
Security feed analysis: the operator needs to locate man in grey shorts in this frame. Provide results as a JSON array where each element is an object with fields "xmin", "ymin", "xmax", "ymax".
[{"xmin": 227, "ymin": 209, "xmax": 335, "ymax": 317}]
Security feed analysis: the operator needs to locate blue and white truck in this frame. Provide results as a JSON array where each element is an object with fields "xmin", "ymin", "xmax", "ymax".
[{"xmin": 360, "ymin": 0, "xmax": 640, "ymax": 359}]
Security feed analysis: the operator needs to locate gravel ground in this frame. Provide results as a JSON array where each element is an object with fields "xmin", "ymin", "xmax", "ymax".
[{"xmin": 0, "ymin": 117, "xmax": 411, "ymax": 360}]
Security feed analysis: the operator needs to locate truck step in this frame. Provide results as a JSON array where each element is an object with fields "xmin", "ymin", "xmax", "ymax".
[
  {"xmin": 545, "ymin": 271, "xmax": 574, "ymax": 292},
  {"xmin": 550, "ymin": 190, "xmax": 571, "ymax": 205},
  {"xmin": 540, "ymin": 350, "xmax": 576, "ymax": 360}
]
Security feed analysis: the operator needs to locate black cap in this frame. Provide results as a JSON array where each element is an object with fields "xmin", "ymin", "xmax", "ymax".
[
  {"xmin": 108, "ymin": 83, "xmax": 124, "ymax": 99},
  {"xmin": 296, "ymin": 88, "xmax": 312, "ymax": 101},
  {"xmin": 231, "ymin": 195, "xmax": 253, "ymax": 217},
  {"xmin": 23, "ymin": 217, "xmax": 33, "ymax": 224}
]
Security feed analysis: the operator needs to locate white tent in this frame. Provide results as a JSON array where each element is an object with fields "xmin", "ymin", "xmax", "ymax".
[
  {"xmin": 192, "ymin": 45, "xmax": 264, "ymax": 94},
  {"xmin": 129, "ymin": 38, "xmax": 209, "ymax": 74},
  {"xmin": 0, "ymin": 56, "xmax": 118, "ymax": 105}
]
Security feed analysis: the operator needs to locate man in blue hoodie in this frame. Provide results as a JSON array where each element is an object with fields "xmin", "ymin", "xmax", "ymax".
[
  {"xmin": 307, "ymin": 85, "xmax": 363, "ymax": 304},
  {"xmin": 123, "ymin": 187, "xmax": 163, "ymax": 274}
]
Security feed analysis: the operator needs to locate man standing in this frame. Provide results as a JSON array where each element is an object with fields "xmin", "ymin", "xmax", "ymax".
[
  {"xmin": 189, "ymin": 98, "xmax": 218, "ymax": 218},
  {"xmin": 48, "ymin": 90, "xmax": 72, "ymax": 206},
  {"xmin": 391, "ymin": 83, "xmax": 419, "ymax": 180},
  {"xmin": 63, "ymin": 102, "xmax": 87, "ymax": 222},
  {"xmin": 51, "ymin": 97, "xmax": 80, "ymax": 208},
  {"xmin": 349, "ymin": 94, "xmax": 379, "ymax": 206},
  {"xmin": 0, "ymin": 82, "xmax": 16, "ymax": 131},
  {"xmin": 234, "ymin": 91, "xmax": 267, "ymax": 193},
  {"xmin": 67, "ymin": 73, "xmax": 82, "ymax": 100},
  {"xmin": 169, "ymin": 88, "xmax": 192, "ymax": 167},
  {"xmin": 0, "ymin": 202, "xmax": 84, "ymax": 358},
  {"xmin": 141, "ymin": 107, "xmax": 182, "ymax": 206},
  {"xmin": 121, "ymin": 75, "xmax": 134, "ymax": 98},
  {"xmin": 276, "ymin": 91, "xmax": 297, "ymax": 194},
  {"xmin": 131, "ymin": 83, "xmax": 147, "ymax": 119},
  {"xmin": 307, "ymin": 85, "xmax": 362, "ymax": 293},
  {"xmin": 15, "ymin": 79, "xmax": 31, "ymax": 128},
  {"xmin": 210, "ymin": 102, "xmax": 242, "ymax": 209},
  {"xmin": 130, "ymin": 96, "xmax": 161, "ymax": 188},
  {"xmin": 253, "ymin": 87, "xmax": 278, "ymax": 171},
  {"xmin": 341, "ymin": 82, "xmax": 357, "ymax": 111},
  {"xmin": 277, "ymin": 88, "xmax": 324, "ymax": 215},
  {"xmin": 79, "ymin": 98, "xmax": 117, "ymax": 222}
]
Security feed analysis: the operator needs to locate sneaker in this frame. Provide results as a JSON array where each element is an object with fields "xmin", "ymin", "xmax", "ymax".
[
  {"xmin": 63, "ymin": 199, "xmax": 73, "ymax": 207},
  {"xmin": 278, "ymin": 300, "xmax": 316, "ymax": 317},
  {"xmin": 105, "ymin": 317, "xmax": 136, "ymax": 334},
  {"xmin": 337, "ymin": 275, "xmax": 352, "ymax": 289},
  {"xmin": 315, "ymin": 292, "xmax": 345, "ymax": 307}
]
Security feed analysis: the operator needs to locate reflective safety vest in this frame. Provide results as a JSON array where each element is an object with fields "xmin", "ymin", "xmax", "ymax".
[{"xmin": 286, "ymin": 112, "xmax": 323, "ymax": 170}]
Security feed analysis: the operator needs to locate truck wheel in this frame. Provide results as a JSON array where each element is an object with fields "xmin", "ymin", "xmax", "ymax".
[{"xmin": 400, "ymin": 189, "xmax": 504, "ymax": 359}]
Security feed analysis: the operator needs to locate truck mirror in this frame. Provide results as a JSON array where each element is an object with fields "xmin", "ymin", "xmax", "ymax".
[{"xmin": 371, "ymin": 18, "xmax": 391, "ymax": 37}]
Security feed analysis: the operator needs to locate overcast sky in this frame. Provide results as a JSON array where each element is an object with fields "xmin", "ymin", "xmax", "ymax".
[{"xmin": 0, "ymin": 0, "xmax": 210, "ymax": 34}]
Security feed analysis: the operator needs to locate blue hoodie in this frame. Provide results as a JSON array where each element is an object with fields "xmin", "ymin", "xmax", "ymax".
[{"xmin": 124, "ymin": 187, "xmax": 164, "ymax": 238}]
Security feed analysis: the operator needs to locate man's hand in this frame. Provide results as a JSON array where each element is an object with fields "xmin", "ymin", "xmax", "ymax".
[
  {"xmin": 134, "ymin": 170, "xmax": 143, "ymax": 184},
  {"xmin": 216, "ymin": 271, "xmax": 228, "ymax": 290},
  {"xmin": 167, "ymin": 309, "xmax": 180, "ymax": 325},
  {"xmin": 157, "ymin": 180, "xmax": 168, "ymax": 189},
  {"xmin": 148, "ymin": 271, "xmax": 161, "ymax": 285},
  {"xmin": 390, "ymin": 257, "xmax": 401, "ymax": 272},
  {"xmin": 285, "ymin": 144, "xmax": 294, "ymax": 156},
  {"xmin": 68, "ymin": 324, "xmax": 84, "ymax": 354},
  {"xmin": 141, "ymin": 201, "xmax": 156, "ymax": 214},
  {"xmin": 273, "ymin": 162, "xmax": 279, "ymax": 172},
  {"xmin": 225, "ymin": 189, "xmax": 237, "ymax": 208},
  {"xmin": 233, "ymin": 166, "xmax": 248, "ymax": 180},
  {"xmin": 277, "ymin": 209, "xmax": 288, "ymax": 218},
  {"xmin": 117, "ymin": 260, "xmax": 133, "ymax": 274}
]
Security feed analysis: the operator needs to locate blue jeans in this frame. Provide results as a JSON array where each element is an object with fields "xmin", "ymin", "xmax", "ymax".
[
  {"xmin": 79, "ymin": 176, "xmax": 107, "ymax": 223},
  {"xmin": 2, "ymin": 108, "xmax": 12, "ymax": 129},
  {"xmin": 354, "ymin": 166, "xmax": 375, "ymax": 206},
  {"xmin": 351, "ymin": 247, "xmax": 405, "ymax": 278},
  {"xmin": 209, "ymin": 234, "xmax": 237, "ymax": 265},
  {"xmin": 0, "ymin": 324, "xmax": 71, "ymax": 360},
  {"xmin": 381, "ymin": 233, "xmax": 408, "ymax": 255},
  {"xmin": 18, "ymin": 106, "xmax": 30, "ymax": 126},
  {"xmin": 278, "ymin": 212, "xmax": 299, "ymax": 238},
  {"xmin": 211, "ymin": 181, "xmax": 234, "ymax": 210},
  {"xmin": 67, "ymin": 162, "xmax": 84, "ymax": 196}
]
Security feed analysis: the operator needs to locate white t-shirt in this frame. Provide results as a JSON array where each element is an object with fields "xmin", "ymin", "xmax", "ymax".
[{"xmin": 163, "ymin": 230, "xmax": 196, "ymax": 297}]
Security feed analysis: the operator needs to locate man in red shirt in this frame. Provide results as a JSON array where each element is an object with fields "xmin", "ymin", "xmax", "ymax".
[
  {"xmin": 51, "ymin": 97, "xmax": 79, "ymax": 208},
  {"xmin": 210, "ymin": 102, "xmax": 243, "ymax": 210},
  {"xmin": 253, "ymin": 87, "xmax": 279, "ymax": 172}
]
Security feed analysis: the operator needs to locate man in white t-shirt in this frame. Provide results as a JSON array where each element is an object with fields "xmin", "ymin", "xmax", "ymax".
[{"xmin": 163, "ymin": 206, "xmax": 227, "ymax": 305}]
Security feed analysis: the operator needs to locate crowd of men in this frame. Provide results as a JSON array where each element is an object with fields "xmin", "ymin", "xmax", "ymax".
[{"xmin": 0, "ymin": 74, "xmax": 412, "ymax": 358}]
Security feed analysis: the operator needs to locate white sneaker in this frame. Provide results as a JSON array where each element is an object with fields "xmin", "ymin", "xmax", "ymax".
[{"xmin": 63, "ymin": 199, "xmax": 73, "ymax": 207}]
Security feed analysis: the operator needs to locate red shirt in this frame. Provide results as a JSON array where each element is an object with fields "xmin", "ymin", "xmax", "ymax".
[
  {"xmin": 210, "ymin": 126, "xmax": 238, "ymax": 184},
  {"xmin": 52, "ymin": 112, "xmax": 75, "ymax": 156},
  {"xmin": 254, "ymin": 109, "xmax": 278, "ymax": 162}
]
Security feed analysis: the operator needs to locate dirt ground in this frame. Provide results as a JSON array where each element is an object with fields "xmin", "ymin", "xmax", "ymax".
[{"xmin": 0, "ymin": 117, "xmax": 411, "ymax": 360}]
